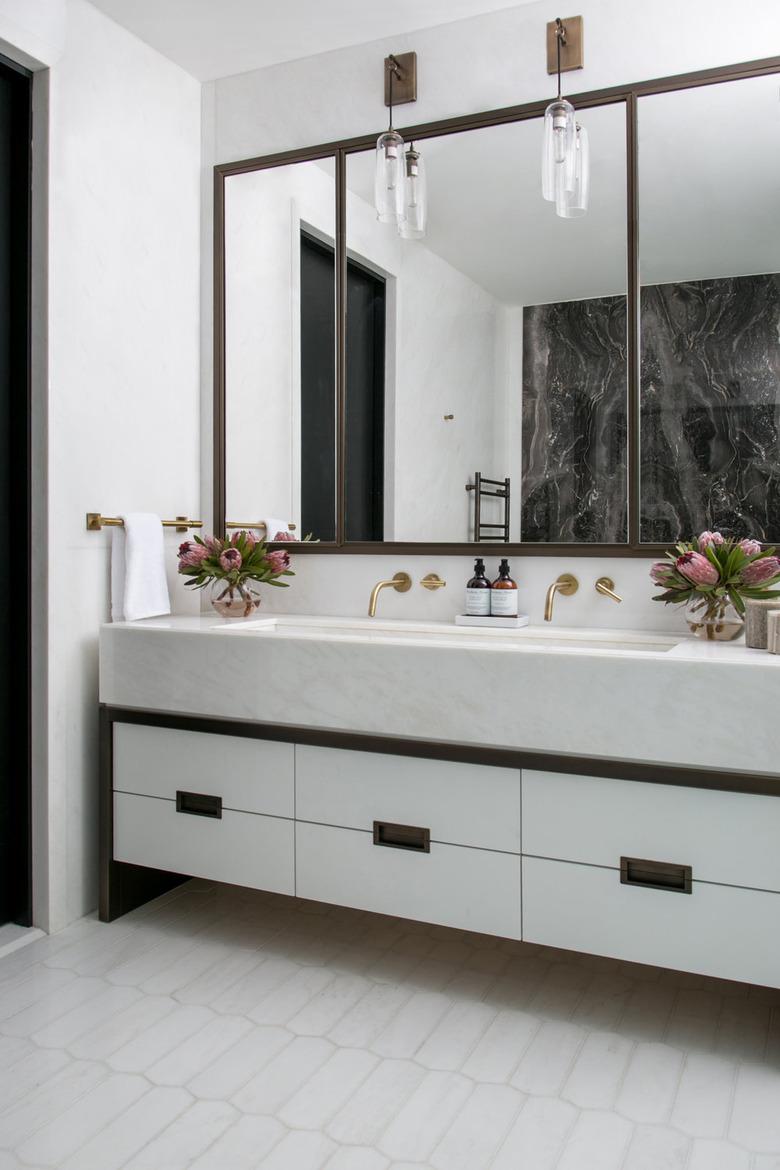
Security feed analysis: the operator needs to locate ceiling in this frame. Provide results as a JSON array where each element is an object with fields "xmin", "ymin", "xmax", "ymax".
[{"xmin": 88, "ymin": 0, "xmax": 536, "ymax": 82}]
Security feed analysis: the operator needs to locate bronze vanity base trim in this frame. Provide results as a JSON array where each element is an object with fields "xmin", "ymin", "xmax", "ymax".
[{"xmin": 99, "ymin": 704, "xmax": 779, "ymax": 922}]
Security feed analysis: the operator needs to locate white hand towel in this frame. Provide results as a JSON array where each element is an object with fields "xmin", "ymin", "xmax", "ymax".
[
  {"xmin": 111, "ymin": 513, "xmax": 171, "ymax": 622},
  {"xmin": 263, "ymin": 518, "xmax": 293, "ymax": 541}
]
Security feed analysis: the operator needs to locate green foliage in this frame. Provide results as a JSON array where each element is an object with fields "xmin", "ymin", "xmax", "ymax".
[
  {"xmin": 651, "ymin": 536, "xmax": 780, "ymax": 612},
  {"xmin": 177, "ymin": 531, "xmax": 295, "ymax": 592}
]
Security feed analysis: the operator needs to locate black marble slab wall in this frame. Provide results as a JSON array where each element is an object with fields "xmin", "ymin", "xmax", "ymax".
[
  {"xmin": 521, "ymin": 273, "xmax": 780, "ymax": 545},
  {"xmin": 640, "ymin": 273, "xmax": 780, "ymax": 544},
  {"xmin": 521, "ymin": 296, "xmax": 627, "ymax": 543}
]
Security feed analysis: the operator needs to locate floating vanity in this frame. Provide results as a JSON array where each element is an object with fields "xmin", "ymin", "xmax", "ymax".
[{"xmin": 100, "ymin": 615, "xmax": 780, "ymax": 989}]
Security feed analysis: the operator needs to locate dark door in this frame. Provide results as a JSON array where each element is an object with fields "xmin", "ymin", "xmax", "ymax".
[
  {"xmin": 344, "ymin": 259, "xmax": 385, "ymax": 541},
  {"xmin": 0, "ymin": 53, "xmax": 32, "ymax": 927},
  {"xmin": 299, "ymin": 232, "xmax": 385, "ymax": 542},
  {"xmin": 300, "ymin": 234, "xmax": 336, "ymax": 541}
]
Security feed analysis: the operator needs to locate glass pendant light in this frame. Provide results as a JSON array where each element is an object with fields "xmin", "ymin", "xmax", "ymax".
[
  {"xmin": 399, "ymin": 143, "xmax": 427, "ymax": 239},
  {"xmin": 375, "ymin": 56, "xmax": 405, "ymax": 224},
  {"xmin": 542, "ymin": 17, "xmax": 587, "ymax": 217},
  {"xmin": 556, "ymin": 123, "xmax": 590, "ymax": 218}
]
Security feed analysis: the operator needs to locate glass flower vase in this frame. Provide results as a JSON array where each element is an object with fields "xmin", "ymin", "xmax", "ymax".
[
  {"xmin": 684, "ymin": 594, "xmax": 744, "ymax": 642},
  {"xmin": 211, "ymin": 580, "xmax": 261, "ymax": 619}
]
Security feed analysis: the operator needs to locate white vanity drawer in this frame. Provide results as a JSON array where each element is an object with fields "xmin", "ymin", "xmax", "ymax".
[
  {"xmin": 296, "ymin": 746, "xmax": 520, "ymax": 853},
  {"xmin": 114, "ymin": 792, "xmax": 294, "ymax": 894},
  {"xmin": 523, "ymin": 856, "xmax": 780, "ymax": 988},
  {"xmin": 113, "ymin": 724, "xmax": 294, "ymax": 818},
  {"xmin": 296, "ymin": 821, "xmax": 521, "ymax": 938},
  {"xmin": 523, "ymin": 770, "xmax": 780, "ymax": 893}
]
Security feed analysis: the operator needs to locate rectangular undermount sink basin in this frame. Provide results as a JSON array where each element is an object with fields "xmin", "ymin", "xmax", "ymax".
[{"xmin": 212, "ymin": 614, "xmax": 682, "ymax": 654}]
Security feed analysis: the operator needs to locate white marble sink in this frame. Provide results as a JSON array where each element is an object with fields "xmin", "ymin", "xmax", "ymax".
[
  {"xmin": 212, "ymin": 614, "xmax": 683, "ymax": 654},
  {"xmin": 100, "ymin": 613, "xmax": 778, "ymax": 775}
]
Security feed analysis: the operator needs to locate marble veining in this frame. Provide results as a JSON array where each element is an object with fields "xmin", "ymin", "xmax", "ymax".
[
  {"xmin": 521, "ymin": 297, "xmax": 628, "ymax": 544},
  {"xmin": 521, "ymin": 274, "xmax": 780, "ymax": 546},
  {"xmin": 640, "ymin": 273, "xmax": 780, "ymax": 543}
]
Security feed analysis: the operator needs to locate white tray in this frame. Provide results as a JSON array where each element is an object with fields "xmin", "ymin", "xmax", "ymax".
[{"xmin": 455, "ymin": 613, "xmax": 530, "ymax": 629}]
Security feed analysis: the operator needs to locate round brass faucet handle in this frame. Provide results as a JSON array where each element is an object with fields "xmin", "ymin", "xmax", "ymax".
[
  {"xmin": 556, "ymin": 572, "xmax": 579, "ymax": 596},
  {"xmin": 421, "ymin": 573, "xmax": 446, "ymax": 590},
  {"xmin": 392, "ymin": 572, "xmax": 413, "ymax": 593}
]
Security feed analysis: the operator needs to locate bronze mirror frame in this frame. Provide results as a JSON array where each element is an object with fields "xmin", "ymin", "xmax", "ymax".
[{"xmin": 214, "ymin": 53, "xmax": 780, "ymax": 556}]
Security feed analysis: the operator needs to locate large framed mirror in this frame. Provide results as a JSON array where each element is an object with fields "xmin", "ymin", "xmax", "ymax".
[
  {"xmin": 215, "ymin": 55, "xmax": 780, "ymax": 554},
  {"xmin": 638, "ymin": 73, "xmax": 780, "ymax": 545}
]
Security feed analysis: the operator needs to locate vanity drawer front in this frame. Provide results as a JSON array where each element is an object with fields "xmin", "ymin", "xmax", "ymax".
[
  {"xmin": 113, "ymin": 724, "xmax": 294, "ymax": 818},
  {"xmin": 523, "ymin": 856, "xmax": 780, "ymax": 989},
  {"xmin": 296, "ymin": 822, "xmax": 521, "ymax": 939},
  {"xmin": 114, "ymin": 792, "xmax": 294, "ymax": 894},
  {"xmin": 296, "ymin": 746, "xmax": 520, "ymax": 853},
  {"xmin": 523, "ymin": 770, "xmax": 780, "ymax": 893}
]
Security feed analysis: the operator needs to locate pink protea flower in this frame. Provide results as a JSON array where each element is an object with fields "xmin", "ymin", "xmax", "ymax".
[
  {"xmin": 650, "ymin": 562, "xmax": 677, "ymax": 586},
  {"xmin": 274, "ymin": 531, "xmax": 296, "ymax": 542},
  {"xmin": 178, "ymin": 541, "xmax": 209, "ymax": 568},
  {"xmin": 232, "ymin": 530, "xmax": 255, "ymax": 551},
  {"xmin": 739, "ymin": 538, "xmax": 763, "ymax": 556},
  {"xmin": 698, "ymin": 530, "xmax": 725, "ymax": 551},
  {"xmin": 740, "ymin": 556, "xmax": 780, "ymax": 586},
  {"xmin": 219, "ymin": 547, "xmax": 242, "ymax": 572},
  {"xmin": 205, "ymin": 535, "xmax": 223, "ymax": 554},
  {"xmin": 266, "ymin": 549, "xmax": 291, "ymax": 574},
  {"xmin": 676, "ymin": 551, "xmax": 720, "ymax": 586}
]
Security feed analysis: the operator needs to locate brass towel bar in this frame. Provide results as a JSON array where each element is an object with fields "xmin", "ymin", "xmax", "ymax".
[
  {"xmin": 225, "ymin": 521, "xmax": 297, "ymax": 532},
  {"xmin": 86, "ymin": 513, "xmax": 295, "ymax": 535},
  {"xmin": 86, "ymin": 513, "xmax": 202, "ymax": 533}
]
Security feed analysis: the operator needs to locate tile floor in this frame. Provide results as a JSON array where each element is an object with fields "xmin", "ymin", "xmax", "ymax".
[{"xmin": 1, "ymin": 880, "xmax": 779, "ymax": 1169}]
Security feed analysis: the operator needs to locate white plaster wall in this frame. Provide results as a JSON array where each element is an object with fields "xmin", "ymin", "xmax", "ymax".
[
  {"xmin": 204, "ymin": 0, "xmax": 779, "ymax": 623},
  {"xmin": 393, "ymin": 242, "xmax": 498, "ymax": 541},
  {"xmin": 0, "ymin": 0, "xmax": 65, "ymax": 68},
  {"xmin": 38, "ymin": 0, "xmax": 201, "ymax": 930}
]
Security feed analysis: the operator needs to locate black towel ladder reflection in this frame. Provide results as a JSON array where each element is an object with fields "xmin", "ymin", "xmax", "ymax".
[{"xmin": 466, "ymin": 472, "xmax": 511, "ymax": 542}]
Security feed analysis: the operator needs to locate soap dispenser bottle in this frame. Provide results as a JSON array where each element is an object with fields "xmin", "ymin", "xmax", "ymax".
[
  {"xmin": 465, "ymin": 558, "xmax": 492, "ymax": 615},
  {"xmin": 491, "ymin": 559, "xmax": 518, "ymax": 616}
]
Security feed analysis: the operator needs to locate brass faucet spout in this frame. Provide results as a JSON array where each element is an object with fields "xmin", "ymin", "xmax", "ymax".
[
  {"xmin": 543, "ymin": 573, "xmax": 579, "ymax": 622},
  {"xmin": 596, "ymin": 576, "xmax": 622, "ymax": 603},
  {"xmin": 368, "ymin": 571, "xmax": 412, "ymax": 617},
  {"xmin": 544, "ymin": 582, "xmax": 562, "ymax": 623}
]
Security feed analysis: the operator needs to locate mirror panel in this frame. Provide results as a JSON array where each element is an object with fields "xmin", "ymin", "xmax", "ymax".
[
  {"xmin": 343, "ymin": 103, "xmax": 628, "ymax": 544},
  {"xmin": 224, "ymin": 157, "xmax": 337, "ymax": 541},
  {"xmin": 639, "ymin": 75, "xmax": 780, "ymax": 544}
]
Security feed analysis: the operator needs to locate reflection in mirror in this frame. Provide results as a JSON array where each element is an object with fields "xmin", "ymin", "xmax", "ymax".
[
  {"xmin": 224, "ymin": 157, "xmax": 336, "ymax": 541},
  {"xmin": 344, "ymin": 103, "xmax": 628, "ymax": 543},
  {"xmin": 639, "ymin": 76, "xmax": 780, "ymax": 544}
]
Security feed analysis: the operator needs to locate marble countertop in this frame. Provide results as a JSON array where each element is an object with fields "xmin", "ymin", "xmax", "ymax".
[
  {"xmin": 99, "ymin": 613, "xmax": 780, "ymax": 776},
  {"xmin": 101, "ymin": 612, "xmax": 779, "ymax": 665}
]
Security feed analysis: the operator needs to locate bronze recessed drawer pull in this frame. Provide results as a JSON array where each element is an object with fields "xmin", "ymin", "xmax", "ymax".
[
  {"xmin": 373, "ymin": 820, "xmax": 431, "ymax": 853},
  {"xmin": 620, "ymin": 856, "xmax": 692, "ymax": 894},
  {"xmin": 176, "ymin": 790, "xmax": 223, "ymax": 819}
]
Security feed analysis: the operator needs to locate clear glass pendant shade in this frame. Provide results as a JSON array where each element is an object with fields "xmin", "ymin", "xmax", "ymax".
[
  {"xmin": 542, "ymin": 98, "xmax": 576, "ymax": 202},
  {"xmin": 398, "ymin": 145, "xmax": 426, "ymax": 239},
  {"xmin": 556, "ymin": 123, "xmax": 590, "ymax": 218},
  {"xmin": 375, "ymin": 130, "xmax": 405, "ymax": 223}
]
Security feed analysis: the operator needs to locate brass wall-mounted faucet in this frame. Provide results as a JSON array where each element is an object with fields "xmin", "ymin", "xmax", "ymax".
[
  {"xmin": 544, "ymin": 573, "xmax": 579, "ymax": 622},
  {"xmin": 368, "ymin": 571, "xmax": 412, "ymax": 617},
  {"xmin": 595, "ymin": 576, "xmax": 622, "ymax": 603}
]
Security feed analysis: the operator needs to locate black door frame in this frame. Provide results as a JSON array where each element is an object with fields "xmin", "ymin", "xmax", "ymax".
[{"xmin": 0, "ymin": 50, "xmax": 33, "ymax": 927}]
